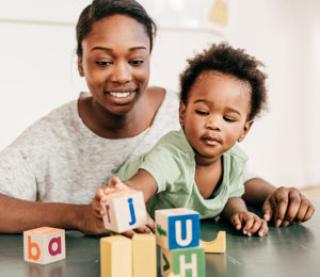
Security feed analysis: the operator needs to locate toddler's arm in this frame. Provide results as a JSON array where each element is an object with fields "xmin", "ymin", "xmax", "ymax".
[{"xmin": 222, "ymin": 197, "xmax": 268, "ymax": 237}]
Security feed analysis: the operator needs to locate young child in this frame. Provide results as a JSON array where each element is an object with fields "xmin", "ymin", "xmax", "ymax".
[{"xmin": 96, "ymin": 43, "xmax": 269, "ymax": 237}]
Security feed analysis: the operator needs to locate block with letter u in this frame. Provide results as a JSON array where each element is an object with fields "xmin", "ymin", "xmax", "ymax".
[{"xmin": 155, "ymin": 208, "xmax": 200, "ymax": 250}]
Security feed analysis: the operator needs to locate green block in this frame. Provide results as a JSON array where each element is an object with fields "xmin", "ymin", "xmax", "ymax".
[{"xmin": 162, "ymin": 247, "xmax": 205, "ymax": 277}]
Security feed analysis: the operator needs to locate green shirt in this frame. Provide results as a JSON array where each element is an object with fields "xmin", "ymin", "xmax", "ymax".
[{"xmin": 115, "ymin": 129, "xmax": 247, "ymax": 219}]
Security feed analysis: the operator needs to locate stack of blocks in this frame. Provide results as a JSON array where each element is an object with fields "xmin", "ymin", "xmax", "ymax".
[
  {"xmin": 23, "ymin": 227, "xmax": 65, "ymax": 264},
  {"xmin": 100, "ymin": 189, "xmax": 156, "ymax": 277},
  {"xmin": 156, "ymin": 208, "xmax": 206, "ymax": 277}
]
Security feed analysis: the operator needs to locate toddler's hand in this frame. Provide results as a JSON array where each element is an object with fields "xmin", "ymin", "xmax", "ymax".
[
  {"xmin": 93, "ymin": 176, "xmax": 132, "ymax": 217},
  {"xmin": 231, "ymin": 211, "xmax": 268, "ymax": 237}
]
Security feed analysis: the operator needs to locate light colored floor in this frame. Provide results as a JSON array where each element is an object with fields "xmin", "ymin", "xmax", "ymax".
[{"xmin": 301, "ymin": 185, "xmax": 320, "ymax": 200}]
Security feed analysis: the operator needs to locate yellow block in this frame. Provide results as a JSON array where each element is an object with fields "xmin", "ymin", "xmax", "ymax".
[
  {"xmin": 201, "ymin": 231, "xmax": 226, "ymax": 253},
  {"xmin": 208, "ymin": 0, "xmax": 229, "ymax": 27},
  {"xmin": 100, "ymin": 235, "xmax": 132, "ymax": 277},
  {"xmin": 132, "ymin": 234, "xmax": 156, "ymax": 277}
]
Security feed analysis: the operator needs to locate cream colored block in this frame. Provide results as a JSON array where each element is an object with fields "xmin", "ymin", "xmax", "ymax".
[
  {"xmin": 200, "ymin": 231, "xmax": 226, "ymax": 253},
  {"xmin": 100, "ymin": 235, "xmax": 132, "ymax": 277},
  {"xmin": 132, "ymin": 234, "xmax": 156, "ymax": 277},
  {"xmin": 101, "ymin": 190, "xmax": 147, "ymax": 233},
  {"xmin": 23, "ymin": 227, "xmax": 65, "ymax": 264}
]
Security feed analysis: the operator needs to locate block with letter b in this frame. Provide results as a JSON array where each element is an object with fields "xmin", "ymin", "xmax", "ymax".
[
  {"xmin": 100, "ymin": 190, "xmax": 147, "ymax": 233},
  {"xmin": 155, "ymin": 208, "xmax": 200, "ymax": 250},
  {"xmin": 161, "ymin": 247, "xmax": 205, "ymax": 277},
  {"xmin": 23, "ymin": 227, "xmax": 65, "ymax": 264}
]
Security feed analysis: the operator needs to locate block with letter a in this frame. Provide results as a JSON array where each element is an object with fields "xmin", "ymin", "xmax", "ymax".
[
  {"xmin": 23, "ymin": 227, "xmax": 65, "ymax": 264},
  {"xmin": 155, "ymin": 208, "xmax": 200, "ymax": 250},
  {"xmin": 100, "ymin": 189, "xmax": 147, "ymax": 233}
]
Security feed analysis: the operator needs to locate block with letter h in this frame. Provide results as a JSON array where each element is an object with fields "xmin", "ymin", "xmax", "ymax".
[
  {"xmin": 155, "ymin": 208, "xmax": 205, "ymax": 277},
  {"xmin": 100, "ymin": 189, "xmax": 148, "ymax": 233},
  {"xmin": 23, "ymin": 227, "xmax": 65, "ymax": 264}
]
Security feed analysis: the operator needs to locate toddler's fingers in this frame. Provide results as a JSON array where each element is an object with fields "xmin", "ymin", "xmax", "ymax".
[
  {"xmin": 247, "ymin": 217, "xmax": 262, "ymax": 235},
  {"xmin": 231, "ymin": 214, "xmax": 242, "ymax": 230},
  {"xmin": 242, "ymin": 216, "xmax": 254, "ymax": 235}
]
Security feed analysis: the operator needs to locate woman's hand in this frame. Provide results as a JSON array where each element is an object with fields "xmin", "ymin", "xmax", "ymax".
[
  {"xmin": 262, "ymin": 187, "xmax": 315, "ymax": 227},
  {"xmin": 231, "ymin": 211, "xmax": 268, "ymax": 237}
]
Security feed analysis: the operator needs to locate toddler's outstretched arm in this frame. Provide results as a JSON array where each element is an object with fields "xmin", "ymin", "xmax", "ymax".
[{"xmin": 222, "ymin": 197, "xmax": 268, "ymax": 237}]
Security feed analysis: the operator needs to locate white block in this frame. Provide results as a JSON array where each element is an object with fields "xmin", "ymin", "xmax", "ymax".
[
  {"xmin": 23, "ymin": 227, "xmax": 65, "ymax": 264},
  {"xmin": 101, "ymin": 190, "xmax": 147, "ymax": 233}
]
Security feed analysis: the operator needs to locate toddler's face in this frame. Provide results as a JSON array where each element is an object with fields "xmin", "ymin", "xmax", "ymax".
[{"xmin": 179, "ymin": 71, "xmax": 252, "ymax": 164}]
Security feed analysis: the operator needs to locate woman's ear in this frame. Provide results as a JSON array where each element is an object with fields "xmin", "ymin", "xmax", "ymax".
[
  {"xmin": 238, "ymin": 120, "xmax": 254, "ymax": 142},
  {"xmin": 78, "ymin": 56, "xmax": 84, "ymax": 77},
  {"xmin": 179, "ymin": 102, "xmax": 186, "ymax": 127}
]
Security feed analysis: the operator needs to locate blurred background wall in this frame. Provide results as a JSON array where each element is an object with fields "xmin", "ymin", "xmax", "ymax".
[{"xmin": 0, "ymin": 0, "xmax": 319, "ymax": 188}]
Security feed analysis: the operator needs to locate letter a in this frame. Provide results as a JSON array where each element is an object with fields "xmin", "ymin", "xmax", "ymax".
[{"xmin": 48, "ymin": 237, "xmax": 62, "ymax": 256}]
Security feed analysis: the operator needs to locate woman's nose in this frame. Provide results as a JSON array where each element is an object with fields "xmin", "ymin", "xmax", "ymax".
[{"xmin": 111, "ymin": 61, "xmax": 132, "ymax": 83}]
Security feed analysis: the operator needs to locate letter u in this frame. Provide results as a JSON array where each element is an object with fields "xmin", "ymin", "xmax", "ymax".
[{"xmin": 175, "ymin": 219, "xmax": 193, "ymax": 247}]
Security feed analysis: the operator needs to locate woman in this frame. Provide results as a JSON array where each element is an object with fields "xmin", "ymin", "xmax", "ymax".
[{"xmin": 0, "ymin": 0, "xmax": 314, "ymax": 234}]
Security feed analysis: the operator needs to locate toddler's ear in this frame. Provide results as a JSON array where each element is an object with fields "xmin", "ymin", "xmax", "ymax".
[
  {"xmin": 179, "ymin": 102, "xmax": 186, "ymax": 127},
  {"xmin": 78, "ymin": 57, "xmax": 84, "ymax": 77},
  {"xmin": 238, "ymin": 120, "xmax": 254, "ymax": 142}
]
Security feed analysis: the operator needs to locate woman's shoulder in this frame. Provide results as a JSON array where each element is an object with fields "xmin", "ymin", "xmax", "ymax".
[{"xmin": 12, "ymin": 99, "xmax": 79, "ymax": 149}]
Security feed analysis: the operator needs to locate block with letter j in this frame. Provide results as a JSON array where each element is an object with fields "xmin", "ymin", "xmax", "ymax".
[{"xmin": 100, "ymin": 189, "xmax": 147, "ymax": 233}]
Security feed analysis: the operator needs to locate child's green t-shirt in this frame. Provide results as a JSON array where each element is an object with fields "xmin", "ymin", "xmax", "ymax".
[{"xmin": 114, "ymin": 129, "xmax": 247, "ymax": 219}]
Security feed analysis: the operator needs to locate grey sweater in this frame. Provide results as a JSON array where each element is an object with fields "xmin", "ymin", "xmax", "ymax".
[{"xmin": 0, "ymin": 91, "xmax": 180, "ymax": 204}]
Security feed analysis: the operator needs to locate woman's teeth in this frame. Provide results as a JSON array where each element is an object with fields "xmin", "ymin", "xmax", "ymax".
[{"xmin": 109, "ymin": 92, "xmax": 131, "ymax": 98}]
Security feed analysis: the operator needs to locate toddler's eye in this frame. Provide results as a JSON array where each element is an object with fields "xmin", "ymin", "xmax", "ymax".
[
  {"xmin": 196, "ymin": 110, "xmax": 209, "ymax": 116},
  {"xmin": 224, "ymin": 116, "xmax": 237, "ymax": 122}
]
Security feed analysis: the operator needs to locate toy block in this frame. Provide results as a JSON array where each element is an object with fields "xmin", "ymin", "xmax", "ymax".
[
  {"xmin": 161, "ymin": 247, "xmax": 205, "ymax": 277},
  {"xmin": 100, "ymin": 235, "xmax": 132, "ymax": 277},
  {"xmin": 132, "ymin": 234, "xmax": 156, "ymax": 277},
  {"xmin": 101, "ymin": 190, "xmax": 147, "ymax": 233},
  {"xmin": 23, "ymin": 227, "xmax": 65, "ymax": 264},
  {"xmin": 155, "ymin": 208, "xmax": 200, "ymax": 250},
  {"xmin": 200, "ymin": 231, "xmax": 226, "ymax": 254}
]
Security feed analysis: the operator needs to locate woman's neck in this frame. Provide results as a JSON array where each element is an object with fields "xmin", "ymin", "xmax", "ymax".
[{"xmin": 78, "ymin": 96, "xmax": 149, "ymax": 139}]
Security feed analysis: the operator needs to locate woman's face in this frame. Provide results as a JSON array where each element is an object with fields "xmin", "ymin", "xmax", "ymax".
[{"xmin": 78, "ymin": 15, "xmax": 151, "ymax": 115}]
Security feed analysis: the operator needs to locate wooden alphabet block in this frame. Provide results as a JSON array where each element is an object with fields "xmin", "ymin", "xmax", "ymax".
[
  {"xmin": 23, "ymin": 227, "xmax": 65, "ymax": 264},
  {"xmin": 155, "ymin": 208, "xmax": 200, "ymax": 250},
  {"xmin": 132, "ymin": 234, "xmax": 156, "ymax": 277},
  {"xmin": 201, "ymin": 231, "xmax": 226, "ymax": 253},
  {"xmin": 100, "ymin": 235, "xmax": 132, "ymax": 277},
  {"xmin": 161, "ymin": 247, "xmax": 205, "ymax": 277},
  {"xmin": 101, "ymin": 190, "xmax": 147, "ymax": 233}
]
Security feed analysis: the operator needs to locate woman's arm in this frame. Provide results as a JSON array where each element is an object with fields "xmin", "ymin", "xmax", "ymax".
[
  {"xmin": 243, "ymin": 178, "xmax": 315, "ymax": 227},
  {"xmin": 0, "ymin": 194, "xmax": 104, "ymax": 234}
]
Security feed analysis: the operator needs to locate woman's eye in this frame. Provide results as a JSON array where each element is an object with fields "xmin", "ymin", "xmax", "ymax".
[
  {"xmin": 129, "ymin": 59, "xmax": 144, "ymax": 66},
  {"xmin": 96, "ymin": 61, "xmax": 112, "ymax": 67},
  {"xmin": 196, "ymin": 110, "xmax": 209, "ymax": 116}
]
